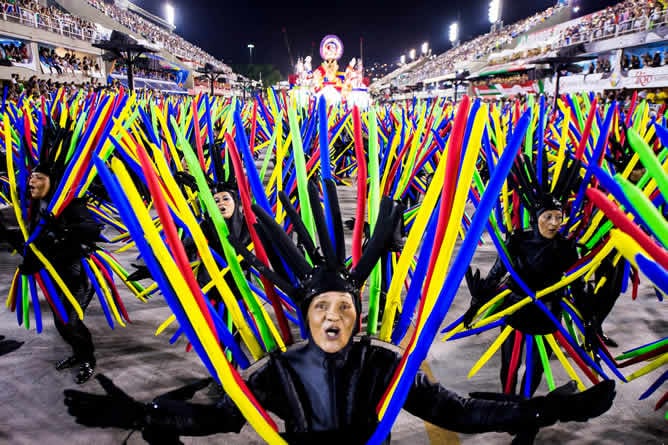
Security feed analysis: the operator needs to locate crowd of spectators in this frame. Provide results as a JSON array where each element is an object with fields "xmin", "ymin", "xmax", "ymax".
[
  {"xmin": 1, "ymin": 73, "xmax": 103, "ymax": 100},
  {"xmin": 392, "ymin": 5, "xmax": 564, "ymax": 87},
  {"xmin": 0, "ymin": 0, "xmax": 100, "ymax": 41},
  {"xmin": 86, "ymin": 0, "xmax": 230, "ymax": 73},
  {"xmin": 38, "ymin": 46, "xmax": 100, "ymax": 76},
  {"xmin": 559, "ymin": 0, "xmax": 666, "ymax": 47},
  {"xmin": 588, "ymin": 56, "xmax": 613, "ymax": 74},
  {"xmin": 381, "ymin": 0, "xmax": 668, "ymax": 90},
  {"xmin": 621, "ymin": 49, "xmax": 668, "ymax": 69},
  {"xmin": 0, "ymin": 74, "xmax": 185, "ymax": 103},
  {"xmin": 0, "ymin": 0, "xmax": 230, "ymax": 77},
  {"xmin": 110, "ymin": 60, "xmax": 176, "ymax": 82},
  {"xmin": 0, "ymin": 40, "xmax": 29, "ymax": 65}
]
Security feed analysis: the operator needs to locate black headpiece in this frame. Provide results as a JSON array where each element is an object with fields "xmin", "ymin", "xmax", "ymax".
[
  {"xmin": 232, "ymin": 178, "xmax": 404, "ymax": 335},
  {"xmin": 31, "ymin": 123, "xmax": 72, "ymax": 181},
  {"xmin": 509, "ymin": 153, "xmax": 581, "ymax": 222}
]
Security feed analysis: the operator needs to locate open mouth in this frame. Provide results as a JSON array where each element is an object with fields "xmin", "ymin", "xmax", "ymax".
[{"xmin": 325, "ymin": 327, "xmax": 340, "ymax": 339}]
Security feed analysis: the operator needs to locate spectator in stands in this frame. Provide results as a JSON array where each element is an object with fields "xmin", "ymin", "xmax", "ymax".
[
  {"xmin": 652, "ymin": 51, "xmax": 662, "ymax": 67},
  {"xmin": 631, "ymin": 55, "xmax": 641, "ymax": 69},
  {"xmin": 622, "ymin": 53, "xmax": 631, "ymax": 70}
]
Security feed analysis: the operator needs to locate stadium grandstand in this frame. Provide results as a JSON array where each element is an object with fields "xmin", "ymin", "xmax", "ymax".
[
  {"xmin": 373, "ymin": 0, "xmax": 668, "ymax": 103},
  {"xmin": 0, "ymin": 0, "xmax": 239, "ymax": 96}
]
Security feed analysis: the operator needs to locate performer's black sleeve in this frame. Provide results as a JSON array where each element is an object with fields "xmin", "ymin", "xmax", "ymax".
[
  {"xmin": 483, "ymin": 232, "xmax": 518, "ymax": 288},
  {"xmin": 142, "ymin": 359, "xmax": 278, "ymax": 439},
  {"xmin": 143, "ymin": 394, "xmax": 246, "ymax": 438},
  {"xmin": 403, "ymin": 372, "xmax": 538, "ymax": 434}
]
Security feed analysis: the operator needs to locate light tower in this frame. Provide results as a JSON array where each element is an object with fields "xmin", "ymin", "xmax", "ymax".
[
  {"xmin": 164, "ymin": 3, "xmax": 175, "ymax": 27},
  {"xmin": 449, "ymin": 22, "xmax": 459, "ymax": 48},
  {"xmin": 421, "ymin": 41, "xmax": 429, "ymax": 57},
  {"xmin": 489, "ymin": 0, "xmax": 503, "ymax": 32},
  {"xmin": 247, "ymin": 43, "xmax": 255, "ymax": 65}
]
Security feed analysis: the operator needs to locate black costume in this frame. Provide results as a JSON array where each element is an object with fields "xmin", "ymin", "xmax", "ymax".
[
  {"xmin": 466, "ymin": 226, "xmax": 587, "ymax": 396},
  {"xmin": 64, "ymin": 172, "xmax": 615, "ymax": 443},
  {"xmin": 21, "ymin": 197, "xmax": 101, "ymax": 381},
  {"xmin": 192, "ymin": 197, "xmax": 250, "ymax": 306},
  {"xmin": 65, "ymin": 335, "xmax": 614, "ymax": 445}
]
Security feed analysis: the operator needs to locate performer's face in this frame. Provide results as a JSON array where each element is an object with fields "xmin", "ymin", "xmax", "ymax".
[
  {"xmin": 628, "ymin": 165, "xmax": 646, "ymax": 184},
  {"xmin": 213, "ymin": 191, "xmax": 235, "ymax": 219},
  {"xmin": 307, "ymin": 291, "xmax": 357, "ymax": 353},
  {"xmin": 537, "ymin": 209, "xmax": 563, "ymax": 239},
  {"xmin": 28, "ymin": 172, "xmax": 51, "ymax": 200}
]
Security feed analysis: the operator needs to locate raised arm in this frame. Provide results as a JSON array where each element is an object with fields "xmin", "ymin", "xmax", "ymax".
[{"xmin": 403, "ymin": 371, "xmax": 615, "ymax": 435}]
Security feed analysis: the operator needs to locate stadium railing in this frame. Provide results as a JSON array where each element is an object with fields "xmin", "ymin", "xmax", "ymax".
[
  {"xmin": 0, "ymin": 6, "xmax": 99, "ymax": 42},
  {"xmin": 559, "ymin": 10, "xmax": 668, "ymax": 48}
]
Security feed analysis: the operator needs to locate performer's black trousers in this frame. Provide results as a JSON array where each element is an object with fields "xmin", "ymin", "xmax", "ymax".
[{"xmin": 52, "ymin": 261, "xmax": 95, "ymax": 365}]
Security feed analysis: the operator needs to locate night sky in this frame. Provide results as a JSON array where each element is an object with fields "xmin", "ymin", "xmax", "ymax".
[{"xmin": 132, "ymin": 0, "xmax": 621, "ymax": 75}]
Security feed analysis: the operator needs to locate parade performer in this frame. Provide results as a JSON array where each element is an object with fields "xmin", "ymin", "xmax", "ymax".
[
  {"xmin": 11, "ymin": 138, "xmax": 102, "ymax": 383},
  {"xmin": 462, "ymin": 153, "xmax": 600, "ymax": 397},
  {"xmin": 2, "ymin": 96, "xmax": 144, "ymax": 384},
  {"xmin": 313, "ymin": 35, "xmax": 346, "ymax": 104},
  {"xmin": 64, "ymin": 179, "xmax": 616, "ymax": 444}
]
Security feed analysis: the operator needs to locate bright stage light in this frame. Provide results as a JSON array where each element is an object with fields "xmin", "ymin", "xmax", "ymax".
[
  {"xmin": 421, "ymin": 41, "xmax": 429, "ymax": 55},
  {"xmin": 489, "ymin": 0, "xmax": 502, "ymax": 24},
  {"xmin": 449, "ymin": 22, "xmax": 459, "ymax": 43},
  {"xmin": 164, "ymin": 3, "xmax": 175, "ymax": 26},
  {"xmin": 409, "ymin": 48, "xmax": 416, "ymax": 60}
]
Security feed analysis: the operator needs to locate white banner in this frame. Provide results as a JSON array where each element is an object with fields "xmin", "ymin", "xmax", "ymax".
[{"xmin": 544, "ymin": 65, "xmax": 668, "ymax": 93}]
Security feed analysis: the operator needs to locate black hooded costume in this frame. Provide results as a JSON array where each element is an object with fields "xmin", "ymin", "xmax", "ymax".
[
  {"xmin": 64, "ymin": 176, "xmax": 615, "ymax": 444},
  {"xmin": 464, "ymin": 154, "xmax": 594, "ymax": 397},
  {"xmin": 12, "ymin": 125, "xmax": 102, "ymax": 383}
]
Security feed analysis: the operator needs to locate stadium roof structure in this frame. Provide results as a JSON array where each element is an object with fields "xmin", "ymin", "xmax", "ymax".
[
  {"xmin": 94, "ymin": 31, "xmax": 157, "ymax": 91},
  {"xmin": 196, "ymin": 63, "xmax": 231, "ymax": 96}
]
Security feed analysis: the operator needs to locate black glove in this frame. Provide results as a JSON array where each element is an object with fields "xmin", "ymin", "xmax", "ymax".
[
  {"xmin": 127, "ymin": 264, "xmax": 151, "ymax": 282},
  {"xmin": 138, "ymin": 378, "xmax": 212, "ymax": 445},
  {"xmin": 527, "ymin": 380, "xmax": 616, "ymax": 427},
  {"xmin": 174, "ymin": 171, "xmax": 197, "ymax": 190},
  {"xmin": 463, "ymin": 267, "xmax": 491, "ymax": 328},
  {"xmin": 152, "ymin": 378, "xmax": 212, "ymax": 404},
  {"xmin": 468, "ymin": 391, "xmax": 525, "ymax": 402},
  {"xmin": 64, "ymin": 374, "xmax": 146, "ymax": 429}
]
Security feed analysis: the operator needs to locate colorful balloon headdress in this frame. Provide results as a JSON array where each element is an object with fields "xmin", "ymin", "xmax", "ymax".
[
  {"xmin": 234, "ymin": 178, "xmax": 403, "ymax": 333},
  {"xmin": 509, "ymin": 153, "xmax": 582, "ymax": 223}
]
